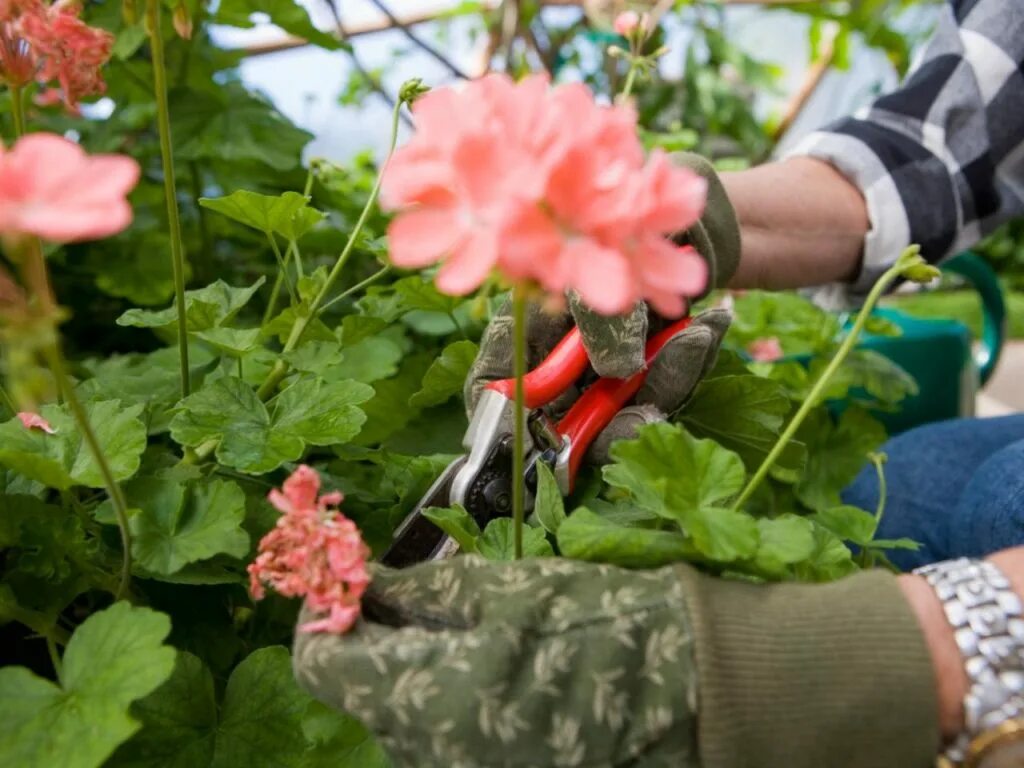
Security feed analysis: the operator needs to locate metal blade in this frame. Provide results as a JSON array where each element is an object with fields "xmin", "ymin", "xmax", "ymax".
[{"xmin": 378, "ymin": 456, "xmax": 467, "ymax": 568}]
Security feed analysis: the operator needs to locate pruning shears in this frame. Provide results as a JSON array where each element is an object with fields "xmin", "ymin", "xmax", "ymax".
[{"xmin": 380, "ymin": 315, "xmax": 694, "ymax": 567}]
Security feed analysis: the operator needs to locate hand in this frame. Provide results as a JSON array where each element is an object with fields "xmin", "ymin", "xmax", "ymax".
[{"xmin": 463, "ymin": 152, "xmax": 740, "ymax": 464}]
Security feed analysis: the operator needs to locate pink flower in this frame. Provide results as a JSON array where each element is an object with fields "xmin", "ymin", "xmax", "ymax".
[
  {"xmin": 748, "ymin": 337, "xmax": 784, "ymax": 362},
  {"xmin": 17, "ymin": 411, "xmax": 55, "ymax": 433},
  {"xmin": 382, "ymin": 74, "xmax": 708, "ymax": 317},
  {"xmin": 0, "ymin": 133, "xmax": 140, "ymax": 242},
  {"xmin": 249, "ymin": 465, "xmax": 371, "ymax": 635},
  {"xmin": 613, "ymin": 10, "xmax": 643, "ymax": 36},
  {"xmin": 1, "ymin": 0, "xmax": 113, "ymax": 109}
]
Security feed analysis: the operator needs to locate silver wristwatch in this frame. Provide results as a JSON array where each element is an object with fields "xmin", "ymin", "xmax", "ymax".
[{"xmin": 914, "ymin": 558, "xmax": 1024, "ymax": 767}]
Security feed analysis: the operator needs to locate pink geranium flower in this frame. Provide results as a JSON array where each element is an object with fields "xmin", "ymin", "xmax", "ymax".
[
  {"xmin": 748, "ymin": 337, "xmax": 784, "ymax": 362},
  {"xmin": 17, "ymin": 411, "xmax": 55, "ymax": 433},
  {"xmin": 0, "ymin": 133, "xmax": 140, "ymax": 242},
  {"xmin": 0, "ymin": 0, "xmax": 113, "ymax": 110},
  {"xmin": 382, "ymin": 73, "xmax": 708, "ymax": 317},
  {"xmin": 248, "ymin": 465, "xmax": 371, "ymax": 635},
  {"xmin": 613, "ymin": 10, "xmax": 645, "ymax": 36}
]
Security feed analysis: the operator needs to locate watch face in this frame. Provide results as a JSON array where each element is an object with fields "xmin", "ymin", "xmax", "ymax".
[{"xmin": 966, "ymin": 720, "xmax": 1024, "ymax": 768}]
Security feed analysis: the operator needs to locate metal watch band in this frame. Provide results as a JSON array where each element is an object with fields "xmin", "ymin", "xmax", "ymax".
[{"xmin": 914, "ymin": 558, "xmax": 1024, "ymax": 765}]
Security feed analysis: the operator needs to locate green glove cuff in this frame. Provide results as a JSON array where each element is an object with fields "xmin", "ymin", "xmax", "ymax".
[
  {"xmin": 677, "ymin": 565, "xmax": 939, "ymax": 768},
  {"xmin": 670, "ymin": 152, "xmax": 741, "ymax": 292},
  {"xmin": 293, "ymin": 557, "xmax": 699, "ymax": 768}
]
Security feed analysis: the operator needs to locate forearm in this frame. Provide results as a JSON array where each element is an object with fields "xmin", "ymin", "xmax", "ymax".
[{"xmin": 721, "ymin": 157, "xmax": 869, "ymax": 290}]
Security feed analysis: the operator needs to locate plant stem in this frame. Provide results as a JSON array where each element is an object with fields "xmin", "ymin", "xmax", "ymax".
[
  {"xmin": 254, "ymin": 99, "xmax": 402, "ymax": 401},
  {"xmin": 46, "ymin": 634, "xmax": 63, "ymax": 679},
  {"xmin": 266, "ymin": 233, "xmax": 297, "ymax": 306},
  {"xmin": 9, "ymin": 85, "xmax": 25, "ymax": 138},
  {"xmin": 319, "ymin": 266, "xmax": 391, "ymax": 314},
  {"xmin": 731, "ymin": 261, "xmax": 908, "ymax": 512},
  {"xmin": 148, "ymin": 0, "xmax": 190, "ymax": 399},
  {"xmin": 45, "ymin": 344, "xmax": 133, "ymax": 599},
  {"xmin": 0, "ymin": 383, "xmax": 15, "ymax": 413},
  {"xmin": 511, "ymin": 283, "xmax": 527, "ymax": 560},
  {"xmin": 619, "ymin": 64, "xmax": 640, "ymax": 101},
  {"xmin": 870, "ymin": 453, "xmax": 888, "ymax": 524}
]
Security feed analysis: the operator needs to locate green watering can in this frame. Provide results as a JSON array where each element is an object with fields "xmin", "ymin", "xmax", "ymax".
[{"xmin": 850, "ymin": 251, "xmax": 1007, "ymax": 435}]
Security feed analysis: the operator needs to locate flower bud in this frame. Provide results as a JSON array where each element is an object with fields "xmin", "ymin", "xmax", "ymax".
[
  {"xmin": 399, "ymin": 78, "xmax": 430, "ymax": 106},
  {"xmin": 172, "ymin": 1, "xmax": 193, "ymax": 39},
  {"xmin": 613, "ymin": 10, "xmax": 641, "ymax": 36},
  {"xmin": 606, "ymin": 45, "xmax": 627, "ymax": 59}
]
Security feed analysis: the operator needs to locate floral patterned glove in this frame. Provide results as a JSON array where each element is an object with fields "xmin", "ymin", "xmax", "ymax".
[{"xmin": 292, "ymin": 556, "xmax": 700, "ymax": 768}]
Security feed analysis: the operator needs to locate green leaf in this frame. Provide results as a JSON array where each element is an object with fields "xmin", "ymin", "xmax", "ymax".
[
  {"xmin": 557, "ymin": 507, "xmax": 692, "ymax": 568},
  {"xmin": 477, "ymin": 518, "xmax": 553, "ymax": 560},
  {"xmin": 0, "ymin": 400, "xmax": 146, "ymax": 490},
  {"xmin": 303, "ymin": 702, "xmax": 390, "ymax": 768},
  {"xmin": 117, "ymin": 279, "xmax": 266, "ymax": 333},
  {"xmin": 866, "ymin": 537, "xmax": 920, "ymax": 551},
  {"xmin": 216, "ymin": 0, "xmax": 341, "ymax": 51},
  {"xmin": 422, "ymin": 504, "xmax": 480, "ymax": 553},
  {"xmin": 114, "ymin": 478, "xmax": 250, "ymax": 576},
  {"xmin": 533, "ymin": 462, "xmax": 566, "ymax": 535},
  {"xmin": 409, "ymin": 340, "xmax": 477, "ymax": 409},
  {"xmin": 605, "ymin": 422, "xmax": 746, "ymax": 513},
  {"xmin": 199, "ymin": 191, "xmax": 324, "ymax": 240},
  {"xmin": 0, "ymin": 602, "xmax": 176, "ymax": 768},
  {"xmin": 813, "ymin": 349, "xmax": 918, "ymax": 408},
  {"xmin": 170, "ymin": 377, "xmax": 374, "ymax": 473},
  {"xmin": 813, "ymin": 504, "xmax": 878, "ymax": 546},
  {"xmin": 338, "ymin": 337, "xmax": 404, "ymax": 384},
  {"xmin": 171, "ymin": 84, "xmax": 313, "ymax": 172},
  {"xmin": 751, "ymin": 514, "xmax": 816, "ymax": 575},
  {"xmin": 728, "ymin": 290, "xmax": 840, "ymax": 356},
  {"xmin": 679, "ymin": 374, "xmax": 804, "ymax": 472},
  {"xmin": 392, "ymin": 276, "xmax": 461, "ymax": 314},
  {"xmin": 110, "ymin": 647, "xmax": 313, "ymax": 768},
  {"xmin": 194, "ymin": 327, "xmax": 262, "ymax": 356},
  {"xmin": 795, "ymin": 407, "xmax": 887, "ymax": 511}
]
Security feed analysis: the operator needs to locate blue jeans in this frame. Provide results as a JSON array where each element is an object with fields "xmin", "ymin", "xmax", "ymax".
[{"xmin": 842, "ymin": 414, "xmax": 1024, "ymax": 570}]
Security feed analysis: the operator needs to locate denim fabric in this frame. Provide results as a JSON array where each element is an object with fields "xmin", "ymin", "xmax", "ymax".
[{"xmin": 842, "ymin": 415, "xmax": 1024, "ymax": 570}]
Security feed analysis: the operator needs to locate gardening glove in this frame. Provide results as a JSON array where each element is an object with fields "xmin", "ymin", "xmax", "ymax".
[
  {"xmin": 293, "ymin": 555, "xmax": 700, "ymax": 768},
  {"xmin": 293, "ymin": 556, "xmax": 940, "ymax": 768},
  {"xmin": 463, "ymin": 154, "xmax": 739, "ymax": 463}
]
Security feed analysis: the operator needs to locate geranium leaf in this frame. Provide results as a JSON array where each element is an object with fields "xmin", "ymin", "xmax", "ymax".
[
  {"xmin": 679, "ymin": 374, "xmax": 804, "ymax": 473},
  {"xmin": 0, "ymin": 602, "xmax": 175, "ymax": 768},
  {"xmin": 194, "ymin": 327, "xmax": 263, "ymax": 356},
  {"xmin": 533, "ymin": 462, "xmax": 566, "ymax": 535},
  {"xmin": 171, "ymin": 84, "xmax": 313, "ymax": 172},
  {"xmin": 751, "ymin": 514, "xmax": 816, "ymax": 575},
  {"xmin": 812, "ymin": 504, "xmax": 879, "ymax": 546},
  {"xmin": 110, "ymin": 647, "xmax": 313, "ymax": 768},
  {"xmin": 605, "ymin": 422, "xmax": 746, "ymax": 513},
  {"xmin": 811, "ymin": 349, "xmax": 918, "ymax": 408},
  {"xmin": 477, "ymin": 518, "xmax": 553, "ymax": 560},
  {"xmin": 392, "ymin": 275, "xmax": 461, "ymax": 314},
  {"xmin": 199, "ymin": 191, "xmax": 323, "ymax": 241},
  {"xmin": 117, "ymin": 278, "xmax": 266, "ymax": 333},
  {"xmin": 795, "ymin": 407, "xmax": 886, "ymax": 511},
  {"xmin": 409, "ymin": 340, "xmax": 478, "ymax": 408},
  {"xmin": 422, "ymin": 504, "xmax": 480, "ymax": 553},
  {"xmin": 0, "ymin": 400, "xmax": 146, "ymax": 490},
  {"xmin": 557, "ymin": 507, "xmax": 693, "ymax": 568},
  {"xmin": 337, "ymin": 337, "xmax": 404, "ymax": 384},
  {"xmin": 169, "ymin": 377, "xmax": 374, "ymax": 473},
  {"xmin": 104, "ymin": 477, "xmax": 250, "ymax": 576}
]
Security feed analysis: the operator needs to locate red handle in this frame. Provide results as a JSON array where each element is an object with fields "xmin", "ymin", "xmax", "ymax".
[
  {"xmin": 556, "ymin": 316, "xmax": 693, "ymax": 486},
  {"xmin": 486, "ymin": 326, "xmax": 591, "ymax": 409}
]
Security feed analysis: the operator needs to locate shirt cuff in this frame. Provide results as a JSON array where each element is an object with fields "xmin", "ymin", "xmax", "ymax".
[{"xmin": 785, "ymin": 129, "xmax": 914, "ymax": 309}]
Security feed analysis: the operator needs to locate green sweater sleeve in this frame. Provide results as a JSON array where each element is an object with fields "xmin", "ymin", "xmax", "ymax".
[{"xmin": 676, "ymin": 564, "xmax": 940, "ymax": 768}]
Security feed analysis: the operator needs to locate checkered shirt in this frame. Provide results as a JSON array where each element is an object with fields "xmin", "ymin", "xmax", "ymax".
[{"xmin": 788, "ymin": 0, "xmax": 1024, "ymax": 307}]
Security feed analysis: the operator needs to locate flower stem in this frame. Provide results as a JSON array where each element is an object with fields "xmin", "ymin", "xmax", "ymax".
[
  {"xmin": 9, "ymin": 85, "xmax": 25, "ymax": 138},
  {"xmin": 511, "ymin": 283, "xmax": 527, "ymax": 560},
  {"xmin": 730, "ymin": 260, "xmax": 910, "ymax": 512},
  {"xmin": 254, "ymin": 98, "xmax": 402, "ymax": 402},
  {"xmin": 44, "ymin": 344, "xmax": 133, "ymax": 599},
  {"xmin": 147, "ymin": 0, "xmax": 190, "ymax": 399},
  {"xmin": 319, "ymin": 266, "xmax": 391, "ymax": 314},
  {"xmin": 46, "ymin": 634, "xmax": 63, "ymax": 679},
  {"xmin": 619, "ymin": 64, "xmax": 640, "ymax": 101}
]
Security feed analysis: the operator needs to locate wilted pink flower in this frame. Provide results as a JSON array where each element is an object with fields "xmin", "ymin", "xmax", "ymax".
[
  {"xmin": 0, "ymin": 133, "xmax": 140, "ymax": 242},
  {"xmin": 748, "ymin": 337, "xmax": 784, "ymax": 362},
  {"xmin": 249, "ymin": 465, "xmax": 371, "ymax": 635},
  {"xmin": 17, "ymin": 411, "xmax": 55, "ymax": 433},
  {"xmin": 613, "ymin": 10, "xmax": 643, "ymax": 36},
  {"xmin": 0, "ymin": 0, "xmax": 113, "ymax": 109},
  {"xmin": 382, "ymin": 73, "xmax": 708, "ymax": 317}
]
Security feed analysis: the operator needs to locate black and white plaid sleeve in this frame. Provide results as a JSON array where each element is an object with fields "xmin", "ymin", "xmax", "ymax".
[{"xmin": 787, "ymin": 0, "xmax": 1024, "ymax": 307}]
